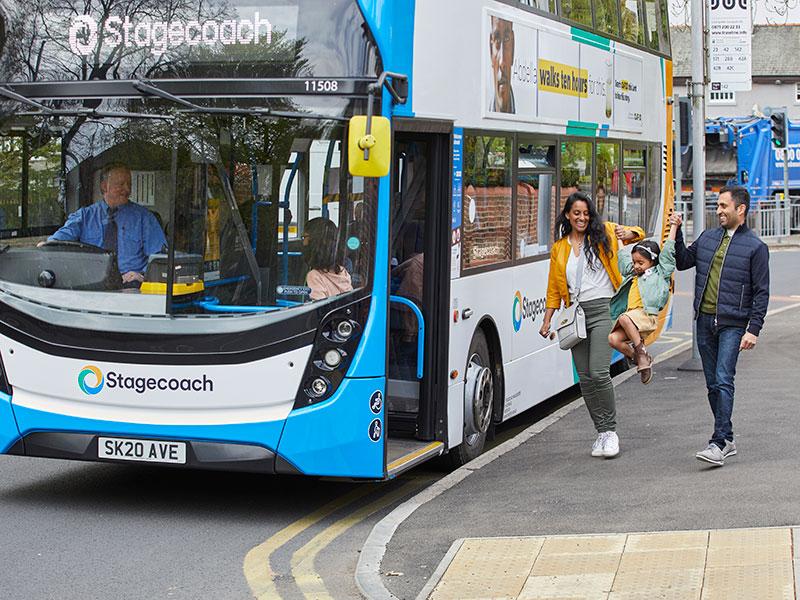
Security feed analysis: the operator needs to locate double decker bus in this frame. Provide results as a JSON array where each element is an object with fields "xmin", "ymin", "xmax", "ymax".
[{"xmin": 0, "ymin": 0, "xmax": 673, "ymax": 479}]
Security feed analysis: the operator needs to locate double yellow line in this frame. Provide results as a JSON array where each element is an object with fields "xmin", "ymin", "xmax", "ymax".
[{"xmin": 243, "ymin": 478, "xmax": 429, "ymax": 599}]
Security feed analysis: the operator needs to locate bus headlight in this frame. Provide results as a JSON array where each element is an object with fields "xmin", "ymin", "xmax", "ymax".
[
  {"xmin": 293, "ymin": 297, "xmax": 369, "ymax": 409},
  {"xmin": 323, "ymin": 349, "xmax": 343, "ymax": 369},
  {"xmin": 335, "ymin": 320, "xmax": 354, "ymax": 340},
  {"xmin": 308, "ymin": 377, "xmax": 329, "ymax": 398}
]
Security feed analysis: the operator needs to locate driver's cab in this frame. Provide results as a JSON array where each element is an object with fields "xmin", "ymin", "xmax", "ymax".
[{"xmin": 0, "ymin": 115, "xmax": 377, "ymax": 319}]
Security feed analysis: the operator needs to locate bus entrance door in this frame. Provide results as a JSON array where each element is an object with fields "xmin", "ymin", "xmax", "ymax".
[{"xmin": 385, "ymin": 128, "xmax": 451, "ymax": 477}]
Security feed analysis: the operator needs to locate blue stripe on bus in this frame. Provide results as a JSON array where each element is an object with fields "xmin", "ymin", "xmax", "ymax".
[
  {"xmin": 347, "ymin": 94, "xmax": 393, "ymax": 380},
  {"xmin": 10, "ymin": 405, "xmax": 286, "ymax": 453},
  {"xmin": 0, "ymin": 391, "xmax": 21, "ymax": 453},
  {"xmin": 356, "ymin": 0, "xmax": 416, "ymax": 117},
  {"xmin": 278, "ymin": 376, "xmax": 385, "ymax": 478}
]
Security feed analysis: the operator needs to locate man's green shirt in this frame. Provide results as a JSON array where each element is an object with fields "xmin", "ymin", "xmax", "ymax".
[{"xmin": 700, "ymin": 231, "xmax": 732, "ymax": 314}]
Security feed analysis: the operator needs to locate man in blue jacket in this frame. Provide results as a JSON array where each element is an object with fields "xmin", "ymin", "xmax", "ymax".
[
  {"xmin": 48, "ymin": 163, "xmax": 166, "ymax": 288},
  {"xmin": 674, "ymin": 186, "xmax": 770, "ymax": 467}
]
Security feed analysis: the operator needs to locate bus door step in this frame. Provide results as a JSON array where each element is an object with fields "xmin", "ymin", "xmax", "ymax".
[{"xmin": 386, "ymin": 439, "xmax": 444, "ymax": 478}]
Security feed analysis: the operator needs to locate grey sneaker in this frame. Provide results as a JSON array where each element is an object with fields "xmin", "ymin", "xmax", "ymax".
[
  {"xmin": 696, "ymin": 443, "xmax": 724, "ymax": 466},
  {"xmin": 722, "ymin": 439, "xmax": 737, "ymax": 458}
]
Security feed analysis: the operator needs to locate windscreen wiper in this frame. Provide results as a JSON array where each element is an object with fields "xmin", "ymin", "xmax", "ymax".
[
  {"xmin": 0, "ymin": 86, "xmax": 51, "ymax": 112},
  {"xmin": 1, "ymin": 85, "xmax": 172, "ymax": 120},
  {"xmin": 134, "ymin": 79, "xmax": 347, "ymax": 122}
]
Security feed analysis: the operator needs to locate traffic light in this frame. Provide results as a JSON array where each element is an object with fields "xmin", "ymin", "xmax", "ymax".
[{"xmin": 770, "ymin": 110, "xmax": 788, "ymax": 149}]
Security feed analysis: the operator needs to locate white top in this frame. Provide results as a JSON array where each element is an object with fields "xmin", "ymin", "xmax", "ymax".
[{"xmin": 566, "ymin": 242, "xmax": 615, "ymax": 303}]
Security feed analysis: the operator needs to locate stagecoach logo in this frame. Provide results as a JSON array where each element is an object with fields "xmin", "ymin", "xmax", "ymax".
[
  {"xmin": 512, "ymin": 291, "xmax": 546, "ymax": 333},
  {"xmin": 67, "ymin": 13, "xmax": 274, "ymax": 58},
  {"xmin": 78, "ymin": 365, "xmax": 105, "ymax": 395},
  {"xmin": 77, "ymin": 365, "xmax": 215, "ymax": 395}
]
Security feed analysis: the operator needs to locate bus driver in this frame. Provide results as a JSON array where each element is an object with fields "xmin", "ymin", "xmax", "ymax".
[{"xmin": 47, "ymin": 163, "xmax": 167, "ymax": 288}]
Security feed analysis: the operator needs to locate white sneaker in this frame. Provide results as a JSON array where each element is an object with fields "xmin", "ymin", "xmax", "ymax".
[
  {"xmin": 602, "ymin": 431, "xmax": 619, "ymax": 458},
  {"xmin": 591, "ymin": 432, "xmax": 606, "ymax": 457}
]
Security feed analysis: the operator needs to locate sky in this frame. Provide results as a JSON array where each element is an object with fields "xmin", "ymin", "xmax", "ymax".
[{"xmin": 669, "ymin": 0, "xmax": 800, "ymax": 26}]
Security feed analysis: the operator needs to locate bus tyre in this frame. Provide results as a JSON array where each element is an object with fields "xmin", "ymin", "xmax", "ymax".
[{"xmin": 450, "ymin": 329, "xmax": 496, "ymax": 467}]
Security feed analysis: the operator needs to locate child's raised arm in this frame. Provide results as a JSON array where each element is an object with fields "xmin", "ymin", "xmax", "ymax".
[
  {"xmin": 657, "ymin": 212, "xmax": 682, "ymax": 278},
  {"xmin": 668, "ymin": 212, "xmax": 683, "ymax": 241}
]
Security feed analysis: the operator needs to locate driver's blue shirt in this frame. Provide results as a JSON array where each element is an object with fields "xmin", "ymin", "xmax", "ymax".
[{"xmin": 49, "ymin": 201, "xmax": 166, "ymax": 273}]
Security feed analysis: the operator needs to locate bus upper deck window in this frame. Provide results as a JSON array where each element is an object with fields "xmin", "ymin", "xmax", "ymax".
[
  {"xmin": 519, "ymin": 0, "xmax": 557, "ymax": 14},
  {"xmin": 593, "ymin": 0, "xmax": 620, "ymax": 36},
  {"xmin": 561, "ymin": 0, "xmax": 594, "ymax": 27},
  {"xmin": 621, "ymin": 0, "xmax": 646, "ymax": 46}
]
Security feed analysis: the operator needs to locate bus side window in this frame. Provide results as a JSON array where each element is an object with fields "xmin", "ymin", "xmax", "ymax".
[
  {"xmin": 596, "ymin": 142, "xmax": 620, "ymax": 222},
  {"xmin": 561, "ymin": 0, "xmax": 594, "ymax": 27},
  {"xmin": 593, "ymin": 0, "xmax": 620, "ymax": 36},
  {"xmin": 621, "ymin": 0, "xmax": 645, "ymax": 46},
  {"xmin": 517, "ymin": 141, "xmax": 556, "ymax": 255},
  {"xmin": 560, "ymin": 141, "xmax": 593, "ymax": 209},
  {"xmin": 622, "ymin": 145, "xmax": 646, "ymax": 228},
  {"xmin": 644, "ymin": 0, "xmax": 670, "ymax": 53},
  {"xmin": 645, "ymin": 144, "xmax": 662, "ymax": 235},
  {"xmin": 517, "ymin": 0, "xmax": 557, "ymax": 14},
  {"xmin": 461, "ymin": 135, "xmax": 513, "ymax": 270}
]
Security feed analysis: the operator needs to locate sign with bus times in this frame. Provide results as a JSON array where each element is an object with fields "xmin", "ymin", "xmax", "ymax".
[
  {"xmin": 484, "ymin": 9, "xmax": 643, "ymax": 132},
  {"xmin": 451, "ymin": 128, "xmax": 464, "ymax": 280},
  {"xmin": 709, "ymin": 0, "xmax": 752, "ymax": 92}
]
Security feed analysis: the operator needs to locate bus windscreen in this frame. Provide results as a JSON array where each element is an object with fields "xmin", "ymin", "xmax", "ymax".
[{"xmin": 0, "ymin": 107, "xmax": 378, "ymax": 322}]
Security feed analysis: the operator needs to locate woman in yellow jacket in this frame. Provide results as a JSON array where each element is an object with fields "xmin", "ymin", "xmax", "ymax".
[{"xmin": 539, "ymin": 191, "xmax": 644, "ymax": 458}]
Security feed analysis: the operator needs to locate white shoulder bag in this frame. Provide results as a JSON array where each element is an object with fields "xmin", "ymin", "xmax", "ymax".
[{"xmin": 556, "ymin": 248, "xmax": 587, "ymax": 350}]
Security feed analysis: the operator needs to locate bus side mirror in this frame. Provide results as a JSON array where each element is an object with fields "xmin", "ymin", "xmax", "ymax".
[{"xmin": 348, "ymin": 115, "xmax": 390, "ymax": 178}]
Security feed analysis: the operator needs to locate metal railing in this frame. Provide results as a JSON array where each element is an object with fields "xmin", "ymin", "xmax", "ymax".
[{"xmin": 674, "ymin": 197, "xmax": 800, "ymax": 240}]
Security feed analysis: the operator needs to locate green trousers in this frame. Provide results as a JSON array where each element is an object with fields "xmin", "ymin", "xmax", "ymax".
[{"xmin": 570, "ymin": 297, "xmax": 616, "ymax": 433}]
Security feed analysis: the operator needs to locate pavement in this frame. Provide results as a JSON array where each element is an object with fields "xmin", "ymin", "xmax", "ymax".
[{"xmin": 379, "ymin": 303, "xmax": 800, "ymax": 600}]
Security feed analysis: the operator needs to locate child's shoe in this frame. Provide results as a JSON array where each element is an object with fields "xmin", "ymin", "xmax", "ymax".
[
  {"xmin": 626, "ymin": 344, "xmax": 637, "ymax": 368},
  {"xmin": 633, "ymin": 342, "xmax": 653, "ymax": 384}
]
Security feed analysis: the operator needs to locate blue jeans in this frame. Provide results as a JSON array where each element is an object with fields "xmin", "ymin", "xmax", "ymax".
[{"xmin": 696, "ymin": 313, "xmax": 745, "ymax": 448}]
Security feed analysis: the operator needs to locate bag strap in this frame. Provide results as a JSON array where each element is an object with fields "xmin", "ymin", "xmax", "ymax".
[{"xmin": 571, "ymin": 244, "xmax": 586, "ymax": 304}]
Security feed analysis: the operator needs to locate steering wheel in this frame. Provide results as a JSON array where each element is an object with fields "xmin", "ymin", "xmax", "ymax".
[{"xmin": 38, "ymin": 240, "xmax": 108, "ymax": 253}]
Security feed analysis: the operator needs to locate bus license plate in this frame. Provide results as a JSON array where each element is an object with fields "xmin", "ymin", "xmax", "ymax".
[{"xmin": 98, "ymin": 437, "xmax": 186, "ymax": 464}]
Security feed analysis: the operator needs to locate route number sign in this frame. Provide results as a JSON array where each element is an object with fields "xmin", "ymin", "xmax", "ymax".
[{"xmin": 709, "ymin": 0, "xmax": 752, "ymax": 92}]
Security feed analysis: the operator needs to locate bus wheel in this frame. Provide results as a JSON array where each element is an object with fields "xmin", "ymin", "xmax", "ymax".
[{"xmin": 450, "ymin": 329, "xmax": 495, "ymax": 467}]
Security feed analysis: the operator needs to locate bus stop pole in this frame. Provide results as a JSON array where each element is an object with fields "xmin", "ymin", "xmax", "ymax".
[
  {"xmin": 679, "ymin": 0, "xmax": 706, "ymax": 372},
  {"xmin": 674, "ymin": 93, "xmax": 682, "ymax": 212},
  {"xmin": 782, "ymin": 123, "xmax": 790, "ymax": 241}
]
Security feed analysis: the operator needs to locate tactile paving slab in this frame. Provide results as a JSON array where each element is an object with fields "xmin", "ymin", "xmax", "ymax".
[
  {"xmin": 540, "ymin": 535, "xmax": 627, "ymax": 556},
  {"xmin": 427, "ymin": 527, "xmax": 796, "ymax": 600},
  {"xmin": 518, "ymin": 573, "xmax": 615, "ymax": 599},
  {"xmin": 702, "ymin": 563, "xmax": 795, "ymax": 600},
  {"xmin": 531, "ymin": 552, "xmax": 622, "ymax": 577},
  {"xmin": 430, "ymin": 537, "xmax": 544, "ymax": 600},
  {"xmin": 624, "ymin": 531, "xmax": 709, "ymax": 552}
]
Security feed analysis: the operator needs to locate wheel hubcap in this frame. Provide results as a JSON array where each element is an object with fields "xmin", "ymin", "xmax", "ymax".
[{"xmin": 463, "ymin": 353, "xmax": 494, "ymax": 446}]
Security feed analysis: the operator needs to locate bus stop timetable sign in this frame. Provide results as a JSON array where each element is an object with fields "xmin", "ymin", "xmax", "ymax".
[{"xmin": 709, "ymin": 0, "xmax": 752, "ymax": 93}]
